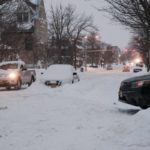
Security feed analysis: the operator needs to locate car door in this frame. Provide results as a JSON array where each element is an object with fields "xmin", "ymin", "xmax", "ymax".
[{"xmin": 20, "ymin": 65, "xmax": 29, "ymax": 84}]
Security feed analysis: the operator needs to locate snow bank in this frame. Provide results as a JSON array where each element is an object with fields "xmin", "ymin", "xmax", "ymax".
[{"xmin": 0, "ymin": 69, "xmax": 150, "ymax": 150}]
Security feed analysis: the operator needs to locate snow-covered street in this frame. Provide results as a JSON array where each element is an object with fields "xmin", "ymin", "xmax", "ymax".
[{"xmin": 0, "ymin": 68, "xmax": 150, "ymax": 150}]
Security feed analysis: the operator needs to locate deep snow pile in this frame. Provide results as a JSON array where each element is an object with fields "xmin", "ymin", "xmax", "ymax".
[{"xmin": 0, "ymin": 68, "xmax": 150, "ymax": 150}]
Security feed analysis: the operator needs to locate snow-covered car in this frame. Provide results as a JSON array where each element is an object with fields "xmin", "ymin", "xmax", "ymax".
[
  {"xmin": 43, "ymin": 64, "xmax": 80, "ymax": 87},
  {"xmin": 122, "ymin": 66, "xmax": 130, "ymax": 72},
  {"xmin": 106, "ymin": 65, "xmax": 113, "ymax": 70},
  {"xmin": 0, "ymin": 61, "xmax": 36, "ymax": 90}
]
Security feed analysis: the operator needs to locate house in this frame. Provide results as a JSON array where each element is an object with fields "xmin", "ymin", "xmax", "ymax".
[{"xmin": 0, "ymin": 0, "xmax": 48, "ymax": 64}]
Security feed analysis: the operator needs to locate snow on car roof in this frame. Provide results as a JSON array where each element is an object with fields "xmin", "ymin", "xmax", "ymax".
[{"xmin": 0, "ymin": 60, "xmax": 25, "ymax": 66}]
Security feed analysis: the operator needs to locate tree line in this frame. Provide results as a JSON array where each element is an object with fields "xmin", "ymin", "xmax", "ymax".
[{"xmin": 103, "ymin": 0, "xmax": 150, "ymax": 71}]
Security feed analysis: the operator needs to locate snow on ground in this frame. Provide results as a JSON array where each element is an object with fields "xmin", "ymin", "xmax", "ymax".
[{"xmin": 0, "ymin": 67, "xmax": 150, "ymax": 150}]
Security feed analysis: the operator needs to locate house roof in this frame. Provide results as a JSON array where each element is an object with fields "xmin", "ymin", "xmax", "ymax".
[{"xmin": 30, "ymin": 0, "xmax": 40, "ymax": 5}]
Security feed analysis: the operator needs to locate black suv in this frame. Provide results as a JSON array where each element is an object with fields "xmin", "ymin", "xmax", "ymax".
[{"xmin": 119, "ymin": 74, "xmax": 150, "ymax": 109}]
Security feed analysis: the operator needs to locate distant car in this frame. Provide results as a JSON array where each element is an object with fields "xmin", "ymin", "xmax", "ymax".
[
  {"xmin": 136, "ymin": 62, "xmax": 144, "ymax": 68},
  {"xmin": 119, "ymin": 74, "xmax": 150, "ymax": 109},
  {"xmin": 122, "ymin": 66, "xmax": 130, "ymax": 72},
  {"xmin": 89, "ymin": 65, "xmax": 98, "ymax": 68},
  {"xmin": 42, "ymin": 64, "xmax": 80, "ymax": 87},
  {"xmin": 133, "ymin": 67, "xmax": 142, "ymax": 73},
  {"xmin": 106, "ymin": 65, "xmax": 113, "ymax": 70}
]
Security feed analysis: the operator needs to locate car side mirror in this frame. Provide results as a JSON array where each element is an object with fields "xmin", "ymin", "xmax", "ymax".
[{"xmin": 73, "ymin": 72, "xmax": 77, "ymax": 76}]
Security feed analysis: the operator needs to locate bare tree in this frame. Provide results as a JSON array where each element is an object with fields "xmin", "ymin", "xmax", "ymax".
[
  {"xmin": 47, "ymin": 4, "xmax": 97, "ymax": 67},
  {"xmin": 102, "ymin": 0, "xmax": 150, "ymax": 70},
  {"xmin": 85, "ymin": 32, "xmax": 101, "ymax": 66}
]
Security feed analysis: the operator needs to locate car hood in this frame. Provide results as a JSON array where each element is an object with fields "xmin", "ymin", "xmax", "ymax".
[
  {"xmin": 123, "ymin": 74, "xmax": 150, "ymax": 82},
  {"xmin": 0, "ymin": 69, "xmax": 19, "ymax": 74}
]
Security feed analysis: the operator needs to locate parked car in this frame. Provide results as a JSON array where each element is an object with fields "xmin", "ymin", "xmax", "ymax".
[
  {"xmin": 136, "ymin": 62, "xmax": 144, "ymax": 68},
  {"xmin": 0, "ymin": 61, "xmax": 36, "ymax": 90},
  {"xmin": 42, "ymin": 64, "xmax": 80, "ymax": 87},
  {"xmin": 133, "ymin": 66, "xmax": 142, "ymax": 73},
  {"xmin": 119, "ymin": 74, "xmax": 150, "ymax": 109},
  {"xmin": 106, "ymin": 65, "xmax": 113, "ymax": 70},
  {"xmin": 89, "ymin": 65, "xmax": 98, "ymax": 68},
  {"xmin": 122, "ymin": 66, "xmax": 130, "ymax": 72}
]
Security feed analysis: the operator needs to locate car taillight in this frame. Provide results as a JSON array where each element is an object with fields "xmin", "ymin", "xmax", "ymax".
[
  {"xmin": 137, "ymin": 81, "xmax": 144, "ymax": 87},
  {"xmin": 132, "ymin": 81, "xmax": 144, "ymax": 88}
]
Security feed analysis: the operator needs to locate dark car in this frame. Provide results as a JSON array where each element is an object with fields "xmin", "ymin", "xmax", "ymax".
[
  {"xmin": 133, "ymin": 67, "xmax": 142, "ymax": 73},
  {"xmin": 119, "ymin": 74, "xmax": 150, "ymax": 109}
]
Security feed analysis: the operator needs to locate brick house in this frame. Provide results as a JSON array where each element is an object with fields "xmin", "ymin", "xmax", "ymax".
[{"xmin": 0, "ymin": 0, "xmax": 48, "ymax": 64}]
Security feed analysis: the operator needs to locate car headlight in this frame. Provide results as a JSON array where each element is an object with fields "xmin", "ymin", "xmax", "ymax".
[
  {"xmin": 8, "ymin": 73, "xmax": 17, "ymax": 79},
  {"xmin": 131, "ymin": 80, "xmax": 144, "ymax": 88}
]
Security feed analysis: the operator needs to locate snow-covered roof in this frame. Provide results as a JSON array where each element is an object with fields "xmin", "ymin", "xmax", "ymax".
[
  {"xmin": 0, "ymin": 61, "xmax": 25, "ymax": 66},
  {"xmin": 17, "ymin": 22, "xmax": 33, "ymax": 30},
  {"xmin": 30, "ymin": 0, "xmax": 39, "ymax": 5}
]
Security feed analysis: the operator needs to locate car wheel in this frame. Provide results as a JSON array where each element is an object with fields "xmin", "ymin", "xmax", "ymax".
[
  {"xmin": 32, "ymin": 76, "xmax": 36, "ymax": 82},
  {"xmin": 72, "ymin": 80, "xmax": 74, "ymax": 84},
  {"xmin": 28, "ymin": 78, "xmax": 32, "ymax": 87},
  {"xmin": 139, "ymin": 99, "xmax": 148, "ymax": 109},
  {"xmin": 15, "ymin": 79, "xmax": 21, "ymax": 90},
  {"xmin": 140, "ymin": 105, "xmax": 148, "ymax": 109},
  {"xmin": 6, "ymin": 86, "xmax": 11, "ymax": 90}
]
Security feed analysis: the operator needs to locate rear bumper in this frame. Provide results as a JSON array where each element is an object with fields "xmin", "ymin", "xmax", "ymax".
[
  {"xmin": 119, "ymin": 89, "xmax": 150, "ymax": 107},
  {"xmin": 45, "ymin": 80, "xmax": 62, "ymax": 87},
  {"xmin": 119, "ymin": 90, "xmax": 141, "ymax": 106}
]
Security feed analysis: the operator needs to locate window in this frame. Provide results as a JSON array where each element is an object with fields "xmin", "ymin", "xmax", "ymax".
[
  {"xmin": 17, "ymin": 13, "xmax": 22, "ymax": 23},
  {"xmin": 17, "ymin": 12, "xmax": 29, "ymax": 23},
  {"xmin": 24, "ymin": 13, "xmax": 29, "ymax": 22},
  {"xmin": 25, "ymin": 36, "xmax": 33, "ymax": 51}
]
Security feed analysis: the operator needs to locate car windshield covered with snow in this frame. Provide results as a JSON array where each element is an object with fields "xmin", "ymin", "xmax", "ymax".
[{"xmin": 0, "ymin": 63, "xmax": 18, "ymax": 70}]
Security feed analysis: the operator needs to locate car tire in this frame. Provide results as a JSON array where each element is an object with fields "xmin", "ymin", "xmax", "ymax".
[
  {"xmin": 15, "ymin": 79, "xmax": 21, "ymax": 90},
  {"xmin": 139, "ymin": 99, "xmax": 148, "ymax": 109},
  {"xmin": 32, "ymin": 76, "xmax": 36, "ymax": 82},
  {"xmin": 28, "ymin": 78, "xmax": 33, "ymax": 87},
  {"xmin": 72, "ymin": 80, "xmax": 74, "ymax": 84}
]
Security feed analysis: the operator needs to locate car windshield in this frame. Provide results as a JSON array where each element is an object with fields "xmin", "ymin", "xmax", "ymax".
[{"xmin": 0, "ymin": 63, "xmax": 18, "ymax": 70}]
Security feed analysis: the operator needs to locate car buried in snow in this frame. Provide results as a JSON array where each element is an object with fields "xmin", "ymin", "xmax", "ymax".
[
  {"xmin": 0, "ymin": 61, "xmax": 36, "ymax": 90},
  {"xmin": 42, "ymin": 64, "xmax": 80, "ymax": 87},
  {"xmin": 122, "ymin": 65, "xmax": 130, "ymax": 72},
  {"xmin": 119, "ymin": 74, "xmax": 150, "ymax": 109}
]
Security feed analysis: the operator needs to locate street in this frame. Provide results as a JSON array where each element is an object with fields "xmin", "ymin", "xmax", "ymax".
[{"xmin": 0, "ymin": 68, "xmax": 150, "ymax": 150}]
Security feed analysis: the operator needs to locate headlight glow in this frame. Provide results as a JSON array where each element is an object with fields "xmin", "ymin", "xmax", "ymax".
[
  {"xmin": 8, "ymin": 73, "xmax": 17, "ymax": 79},
  {"xmin": 134, "ymin": 58, "xmax": 141, "ymax": 64}
]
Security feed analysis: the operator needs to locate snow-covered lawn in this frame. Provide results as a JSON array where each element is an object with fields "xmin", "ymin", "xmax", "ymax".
[{"xmin": 0, "ymin": 68, "xmax": 150, "ymax": 150}]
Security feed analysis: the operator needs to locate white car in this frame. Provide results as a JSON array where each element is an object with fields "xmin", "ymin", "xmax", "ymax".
[
  {"xmin": 42, "ymin": 64, "xmax": 80, "ymax": 87},
  {"xmin": 0, "ymin": 61, "xmax": 36, "ymax": 90}
]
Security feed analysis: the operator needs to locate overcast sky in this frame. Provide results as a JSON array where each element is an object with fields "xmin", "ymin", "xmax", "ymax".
[{"xmin": 44, "ymin": 0, "xmax": 132, "ymax": 50}]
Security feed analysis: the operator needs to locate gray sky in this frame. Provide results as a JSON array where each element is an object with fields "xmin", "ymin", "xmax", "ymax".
[{"xmin": 44, "ymin": 0, "xmax": 132, "ymax": 49}]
